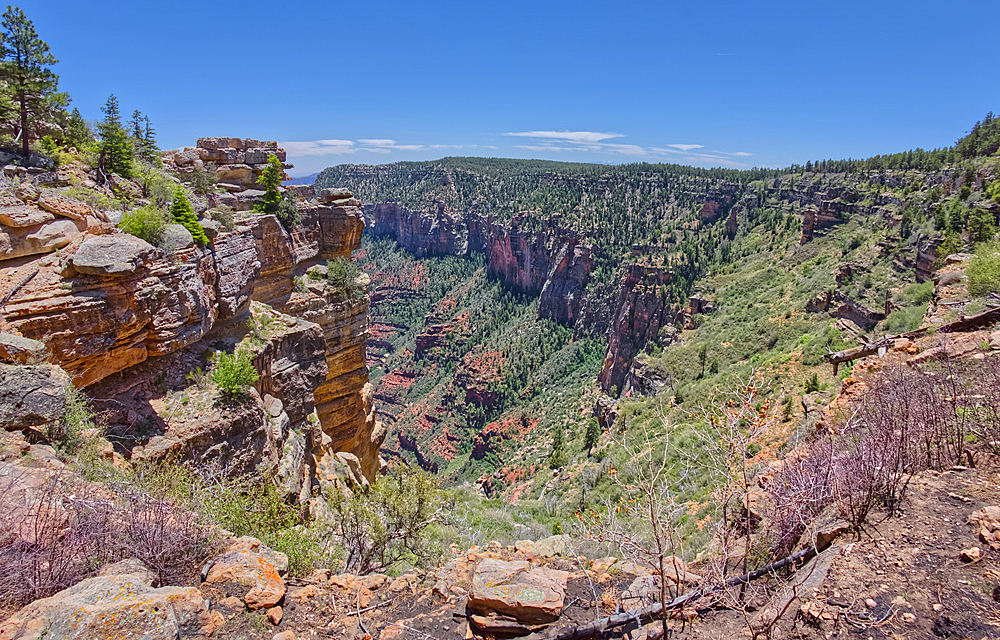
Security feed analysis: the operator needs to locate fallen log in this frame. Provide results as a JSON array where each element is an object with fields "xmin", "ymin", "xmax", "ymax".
[
  {"xmin": 522, "ymin": 546, "xmax": 818, "ymax": 640},
  {"xmin": 936, "ymin": 306, "xmax": 1000, "ymax": 333}
]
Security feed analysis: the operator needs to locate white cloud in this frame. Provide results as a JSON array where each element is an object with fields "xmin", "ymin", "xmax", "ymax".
[
  {"xmin": 711, "ymin": 150, "xmax": 754, "ymax": 157},
  {"xmin": 358, "ymin": 139, "xmax": 397, "ymax": 146},
  {"xmin": 505, "ymin": 130, "xmax": 625, "ymax": 143},
  {"xmin": 516, "ymin": 145, "xmax": 583, "ymax": 153},
  {"xmin": 666, "ymin": 144, "xmax": 704, "ymax": 151},
  {"xmin": 279, "ymin": 140, "xmax": 356, "ymax": 156}
]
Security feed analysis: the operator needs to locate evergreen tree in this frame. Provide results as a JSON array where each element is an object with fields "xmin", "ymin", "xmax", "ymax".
[
  {"xmin": 64, "ymin": 107, "xmax": 90, "ymax": 149},
  {"xmin": 583, "ymin": 417, "xmax": 600, "ymax": 456},
  {"xmin": 0, "ymin": 6, "xmax": 59, "ymax": 157},
  {"xmin": 97, "ymin": 94, "xmax": 132, "ymax": 178},
  {"xmin": 170, "ymin": 185, "xmax": 208, "ymax": 246},
  {"xmin": 254, "ymin": 153, "xmax": 283, "ymax": 213},
  {"xmin": 549, "ymin": 426, "xmax": 567, "ymax": 469},
  {"xmin": 254, "ymin": 153, "xmax": 298, "ymax": 230},
  {"xmin": 967, "ymin": 207, "xmax": 997, "ymax": 244},
  {"xmin": 142, "ymin": 115, "xmax": 159, "ymax": 163}
]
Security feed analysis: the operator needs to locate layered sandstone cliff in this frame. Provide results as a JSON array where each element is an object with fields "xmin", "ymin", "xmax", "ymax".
[
  {"xmin": 365, "ymin": 204, "xmax": 594, "ymax": 325},
  {"xmin": 0, "ymin": 149, "xmax": 382, "ymax": 488}
]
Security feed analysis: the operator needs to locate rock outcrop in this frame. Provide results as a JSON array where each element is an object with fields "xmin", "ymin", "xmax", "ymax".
[
  {"xmin": 598, "ymin": 265, "xmax": 677, "ymax": 395},
  {"xmin": 0, "ymin": 140, "xmax": 382, "ymax": 489},
  {"xmin": 0, "ymin": 560, "xmax": 220, "ymax": 640}
]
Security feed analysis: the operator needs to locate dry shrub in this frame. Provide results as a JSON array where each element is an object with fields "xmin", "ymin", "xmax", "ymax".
[
  {"xmin": 762, "ymin": 441, "xmax": 834, "ymax": 557},
  {"xmin": 0, "ymin": 467, "xmax": 215, "ymax": 609}
]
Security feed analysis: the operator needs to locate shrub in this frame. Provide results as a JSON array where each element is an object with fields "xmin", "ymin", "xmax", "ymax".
[
  {"xmin": 45, "ymin": 385, "xmax": 91, "ymax": 454},
  {"xmin": 804, "ymin": 372, "xmax": 820, "ymax": 393},
  {"xmin": 322, "ymin": 468, "xmax": 444, "ymax": 575},
  {"xmin": 327, "ymin": 256, "xmax": 364, "ymax": 299},
  {"xmin": 133, "ymin": 161, "xmax": 176, "ymax": 207},
  {"xmin": 212, "ymin": 348, "xmax": 259, "ymax": 397},
  {"xmin": 209, "ymin": 206, "xmax": 235, "ymax": 231},
  {"xmin": 276, "ymin": 191, "xmax": 300, "ymax": 232},
  {"xmin": 968, "ymin": 239, "xmax": 1000, "ymax": 296},
  {"xmin": 169, "ymin": 186, "xmax": 208, "ymax": 246},
  {"xmin": 119, "ymin": 204, "xmax": 168, "ymax": 245},
  {"xmin": 188, "ymin": 162, "xmax": 218, "ymax": 194},
  {"xmin": 0, "ymin": 468, "xmax": 214, "ymax": 609}
]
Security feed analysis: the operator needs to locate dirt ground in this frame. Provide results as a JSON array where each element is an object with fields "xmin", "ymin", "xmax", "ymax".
[{"xmin": 230, "ymin": 456, "xmax": 1000, "ymax": 640}]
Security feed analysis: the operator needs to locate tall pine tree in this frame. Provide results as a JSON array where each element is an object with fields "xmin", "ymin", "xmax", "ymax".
[
  {"xmin": 97, "ymin": 94, "xmax": 132, "ymax": 178},
  {"xmin": 0, "ymin": 6, "xmax": 59, "ymax": 157}
]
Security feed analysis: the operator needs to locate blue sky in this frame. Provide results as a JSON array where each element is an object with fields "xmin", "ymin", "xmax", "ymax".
[{"xmin": 24, "ymin": 0, "xmax": 1000, "ymax": 176}]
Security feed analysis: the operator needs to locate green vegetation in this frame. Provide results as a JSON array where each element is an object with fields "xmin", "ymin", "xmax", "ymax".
[
  {"xmin": 254, "ymin": 154, "xmax": 300, "ymax": 231},
  {"xmin": 169, "ymin": 186, "xmax": 208, "ymax": 246},
  {"xmin": 323, "ymin": 468, "xmax": 444, "ymax": 575},
  {"xmin": 968, "ymin": 240, "xmax": 1000, "ymax": 296},
  {"xmin": 327, "ymin": 256, "xmax": 364, "ymax": 299},
  {"xmin": 97, "ymin": 94, "xmax": 133, "ymax": 178},
  {"xmin": 212, "ymin": 348, "xmax": 259, "ymax": 397},
  {"xmin": 118, "ymin": 205, "xmax": 168, "ymax": 245}
]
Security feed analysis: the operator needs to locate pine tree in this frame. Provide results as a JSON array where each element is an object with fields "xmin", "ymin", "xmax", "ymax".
[
  {"xmin": 142, "ymin": 115, "xmax": 159, "ymax": 163},
  {"xmin": 64, "ymin": 107, "xmax": 90, "ymax": 149},
  {"xmin": 97, "ymin": 94, "xmax": 132, "ymax": 178},
  {"xmin": 170, "ymin": 186, "xmax": 208, "ymax": 246},
  {"xmin": 254, "ymin": 153, "xmax": 298, "ymax": 230},
  {"xmin": 254, "ymin": 153, "xmax": 283, "ymax": 214},
  {"xmin": 0, "ymin": 6, "xmax": 59, "ymax": 157},
  {"xmin": 967, "ymin": 207, "xmax": 997, "ymax": 243},
  {"xmin": 583, "ymin": 417, "xmax": 600, "ymax": 456}
]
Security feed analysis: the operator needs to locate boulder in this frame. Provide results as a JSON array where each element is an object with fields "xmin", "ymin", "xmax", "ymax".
[
  {"xmin": 163, "ymin": 223, "xmax": 195, "ymax": 250},
  {"xmin": 0, "ymin": 218, "xmax": 83, "ymax": 259},
  {"xmin": 469, "ymin": 559, "xmax": 569, "ymax": 624},
  {"xmin": 969, "ymin": 506, "xmax": 1000, "ymax": 550},
  {"xmin": 0, "ymin": 559, "xmax": 220, "ymax": 640},
  {"xmin": 0, "ymin": 333, "xmax": 47, "ymax": 364},
  {"xmin": 531, "ymin": 534, "xmax": 570, "ymax": 558},
  {"xmin": 203, "ymin": 536, "xmax": 287, "ymax": 610},
  {"xmin": 0, "ymin": 205, "xmax": 54, "ymax": 228},
  {"xmin": 71, "ymin": 233, "xmax": 157, "ymax": 276},
  {"xmin": 37, "ymin": 190, "xmax": 95, "ymax": 221},
  {"xmin": 0, "ymin": 364, "xmax": 69, "ymax": 429},
  {"xmin": 318, "ymin": 188, "xmax": 352, "ymax": 204}
]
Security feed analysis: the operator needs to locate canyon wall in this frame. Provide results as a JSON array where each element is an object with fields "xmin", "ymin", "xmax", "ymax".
[
  {"xmin": 364, "ymin": 204, "xmax": 594, "ymax": 325},
  {"xmin": 0, "ymin": 151, "xmax": 382, "ymax": 488}
]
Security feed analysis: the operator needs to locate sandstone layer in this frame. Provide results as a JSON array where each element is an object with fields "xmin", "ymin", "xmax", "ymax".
[{"xmin": 0, "ymin": 149, "xmax": 382, "ymax": 486}]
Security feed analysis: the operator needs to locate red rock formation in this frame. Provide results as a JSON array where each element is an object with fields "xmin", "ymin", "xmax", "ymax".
[
  {"xmin": 597, "ymin": 265, "xmax": 676, "ymax": 395},
  {"xmin": 0, "ymin": 167, "xmax": 382, "ymax": 485},
  {"xmin": 365, "ymin": 205, "xmax": 594, "ymax": 326}
]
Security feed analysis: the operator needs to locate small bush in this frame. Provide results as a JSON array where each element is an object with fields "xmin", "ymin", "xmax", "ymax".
[
  {"xmin": 188, "ymin": 162, "xmax": 218, "ymax": 195},
  {"xmin": 212, "ymin": 349, "xmax": 259, "ymax": 397},
  {"xmin": 119, "ymin": 205, "xmax": 168, "ymax": 245},
  {"xmin": 276, "ymin": 191, "xmax": 301, "ymax": 232},
  {"xmin": 327, "ymin": 256, "xmax": 364, "ymax": 299},
  {"xmin": 133, "ymin": 161, "xmax": 176, "ymax": 206},
  {"xmin": 804, "ymin": 372, "xmax": 820, "ymax": 393},
  {"xmin": 968, "ymin": 239, "xmax": 1000, "ymax": 296},
  {"xmin": 209, "ymin": 206, "xmax": 235, "ymax": 231},
  {"xmin": 322, "ymin": 468, "xmax": 444, "ymax": 575},
  {"xmin": 882, "ymin": 304, "xmax": 927, "ymax": 334},
  {"xmin": 46, "ymin": 386, "xmax": 92, "ymax": 454}
]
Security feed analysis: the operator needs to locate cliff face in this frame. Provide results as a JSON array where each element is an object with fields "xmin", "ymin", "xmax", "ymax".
[
  {"xmin": 597, "ymin": 265, "xmax": 677, "ymax": 395},
  {"xmin": 365, "ymin": 205, "xmax": 594, "ymax": 325},
  {"xmin": 0, "ymin": 153, "xmax": 382, "ymax": 487}
]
